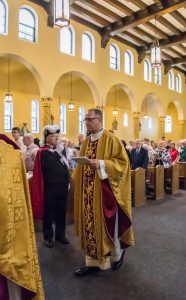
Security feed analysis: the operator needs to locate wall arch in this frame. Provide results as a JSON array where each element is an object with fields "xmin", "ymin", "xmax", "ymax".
[
  {"xmin": 53, "ymin": 70, "xmax": 100, "ymax": 105},
  {"xmin": 0, "ymin": 53, "xmax": 45, "ymax": 96}
]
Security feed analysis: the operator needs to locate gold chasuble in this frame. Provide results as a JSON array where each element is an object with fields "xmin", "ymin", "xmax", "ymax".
[
  {"xmin": 73, "ymin": 130, "xmax": 134, "ymax": 265},
  {"xmin": 0, "ymin": 140, "xmax": 44, "ymax": 300}
]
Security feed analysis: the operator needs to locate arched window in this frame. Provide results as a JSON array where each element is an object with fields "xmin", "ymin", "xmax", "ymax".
[
  {"xmin": 176, "ymin": 74, "xmax": 182, "ymax": 93},
  {"xmin": 82, "ymin": 32, "xmax": 95, "ymax": 62},
  {"xmin": 60, "ymin": 25, "xmax": 75, "ymax": 55},
  {"xmin": 165, "ymin": 115, "xmax": 172, "ymax": 133},
  {"xmin": 0, "ymin": 0, "xmax": 7, "ymax": 34},
  {"xmin": 168, "ymin": 70, "xmax": 174, "ymax": 90},
  {"xmin": 154, "ymin": 67, "xmax": 161, "ymax": 85},
  {"xmin": 79, "ymin": 106, "xmax": 85, "ymax": 134},
  {"xmin": 144, "ymin": 59, "xmax": 152, "ymax": 82},
  {"xmin": 19, "ymin": 7, "xmax": 37, "ymax": 42},
  {"xmin": 123, "ymin": 112, "xmax": 128, "ymax": 127},
  {"xmin": 110, "ymin": 44, "xmax": 120, "ymax": 70},
  {"xmin": 60, "ymin": 104, "xmax": 66, "ymax": 133},
  {"xmin": 4, "ymin": 98, "xmax": 13, "ymax": 132},
  {"xmin": 124, "ymin": 50, "xmax": 134, "ymax": 75},
  {"xmin": 31, "ymin": 100, "xmax": 39, "ymax": 133}
]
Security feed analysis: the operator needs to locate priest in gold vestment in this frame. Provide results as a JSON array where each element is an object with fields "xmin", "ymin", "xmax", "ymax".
[
  {"xmin": 0, "ymin": 134, "xmax": 44, "ymax": 300},
  {"xmin": 73, "ymin": 109, "xmax": 134, "ymax": 276}
]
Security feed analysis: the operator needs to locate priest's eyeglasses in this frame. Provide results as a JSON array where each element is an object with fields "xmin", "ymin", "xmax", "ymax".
[{"xmin": 84, "ymin": 117, "xmax": 98, "ymax": 122}]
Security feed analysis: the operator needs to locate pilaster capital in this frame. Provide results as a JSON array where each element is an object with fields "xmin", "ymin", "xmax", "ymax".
[
  {"xmin": 133, "ymin": 112, "xmax": 140, "ymax": 119},
  {"xmin": 178, "ymin": 120, "xmax": 185, "ymax": 125},
  {"xmin": 159, "ymin": 116, "xmax": 165, "ymax": 122},
  {"xmin": 41, "ymin": 97, "xmax": 53, "ymax": 107}
]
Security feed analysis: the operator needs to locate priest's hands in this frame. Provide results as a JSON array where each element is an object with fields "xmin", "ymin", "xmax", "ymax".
[{"xmin": 89, "ymin": 159, "xmax": 100, "ymax": 170}]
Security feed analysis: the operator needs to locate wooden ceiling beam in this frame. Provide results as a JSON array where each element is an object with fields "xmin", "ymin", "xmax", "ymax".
[
  {"xmin": 137, "ymin": 32, "xmax": 186, "ymax": 63},
  {"xmin": 167, "ymin": 47, "xmax": 183, "ymax": 57},
  {"xmin": 131, "ymin": 26, "xmax": 154, "ymax": 41},
  {"xmin": 143, "ymin": 22, "xmax": 169, "ymax": 39},
  {"xmin": 70, "ymin": 14, "xmax": 100, "ymax": 32},
  {"xmin": 125, "ymin": 0, "xmax": 147, "ymax": 10},
  {"xmin": 170, "ymin": 11, "xmax": 186, "ymax": 27},
  {"xmin": 122, "ymin": 31, "xmax": 147, "ymax": 46},
  {"xmin": 106, "ymin": 0, "xmax": 133, "ymax": 16},
  {"xmin": 71, "ymin": 4, "xmax": 110, "ymax": 27},
  {"xmin": 101, "ymin": 0, "xmax": 186, "ymax": 38},
  {"xmin": 157, "ymin": 16, "xmax": 181, "ymax": 35},
  {"xmin": 77, "ymin": 0, "xmax": 120, "ymax": 21},
  {"xmin": 163, "ymin": 55, "xmax": 186, "ymax": 74}
]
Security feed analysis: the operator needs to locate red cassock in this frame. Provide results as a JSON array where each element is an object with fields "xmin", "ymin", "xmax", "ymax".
[{"xmin": 30, "ymin": 148, "xmax": 47, "ymax": 219}]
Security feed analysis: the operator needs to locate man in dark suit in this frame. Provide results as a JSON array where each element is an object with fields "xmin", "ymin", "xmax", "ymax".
[
  {"xmin": 32, "ymin": 125, "xmax": 70, "ymax": 248},
  {"xmin": 130, "ymin": 139, "xmax": 149, "ymax": 170}
]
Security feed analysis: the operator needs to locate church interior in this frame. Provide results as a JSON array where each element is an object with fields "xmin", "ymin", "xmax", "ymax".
[{"xmin": 0, "ymin": 0, "xmax": 186, "ymax": 299}]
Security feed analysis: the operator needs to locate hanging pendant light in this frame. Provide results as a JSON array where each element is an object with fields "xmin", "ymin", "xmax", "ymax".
[
  {"xmin": 5, "ymin": 56, "xmax": 13, "ymax": 103},
  {"xmin": 68, "ymin": 72, "xmax": 75, "ymax": 111},
  {"xmin": 151, "ymin": 16, "xmax": 161, "ymax": 68},
  {"xmin": 112, "ymin": 85, "xmax": 118, "ymax": 116},
  {"xmin": 54, "ymin": 0, "xmax": 70, "ymax": 28}
]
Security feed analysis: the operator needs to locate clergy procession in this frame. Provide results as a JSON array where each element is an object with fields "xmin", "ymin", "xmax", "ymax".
[
  {"xmin": 1, "ymin": 107, "xmax": 186, "ymax": 300},
  {"xmin": 1, "ymin": 0, "xmax": 186, "ymax": 299}
]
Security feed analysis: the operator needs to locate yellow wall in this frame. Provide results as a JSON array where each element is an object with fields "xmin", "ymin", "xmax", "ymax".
[{"xmin": 0, "ymin": 0, "xmax": 185, "ymax": 143}]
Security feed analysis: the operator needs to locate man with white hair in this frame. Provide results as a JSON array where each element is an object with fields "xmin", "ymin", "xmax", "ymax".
[
  {"xmin": 31, "ymin": 125, "xmax": 70, "ymax": 248},
  {"xmin": 23, "ymin": 133, "xmax": 39, "ymax": 171}
]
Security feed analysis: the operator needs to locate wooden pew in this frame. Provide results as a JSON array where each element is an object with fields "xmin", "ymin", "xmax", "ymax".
[
  {"xmin": 146, "ymin": 165, "xmax": 165, "ymax": 200},
  {"xmin": 177, "ymin": 162, "xmax": 186, "ymax": 190},
  {"xmin": 131, "ymin": 168, "xmax": 146, "ymax": 207},
  {"xmin": 164, "ymin": 164, "xmax": 179, "ymax": 195}
]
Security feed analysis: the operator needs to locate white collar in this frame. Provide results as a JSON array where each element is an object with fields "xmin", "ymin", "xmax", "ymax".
[{"xmin": 90, "ymin": 129, "xmax": 103, "ymax": 141}]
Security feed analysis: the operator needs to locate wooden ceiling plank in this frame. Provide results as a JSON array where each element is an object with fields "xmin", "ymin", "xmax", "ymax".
[
  {"xmin": 143, "ymin": 22, "xmax": 169, "ymax": 39},
  {"xmin": 125, "ymin": 0, "xmax": 147, "ymax": 10},
  {"xmin": 70, "ymin": 14, "xmax": 100, "ymax": 32},
  {"xmin": 158, "ymin": 16, "xmax": 181, "ymax": 35},
  {"xmin": 77, "ymin": 0, "xmax": 120, "ymax": 21},
  {"xmin": 167, "ymin": 47, "xmax": 182, "ymax": 57},
  {"xmin": 123, "ymin": 31, "xmax": 147, "ymax": 46},
  {"xmin": 170, "ymin": 11, "xmax": 186, "ymax": 27},
  {"xmin": 101, "ymin": 0, "xmax": 186, "ymax": 37},
  {"xmin": 106, "ymin": 0, "xmax": 133, "ymax": 16},
  {"xmin": 131, "ymin": 26, "xmax": 154, "ymax": 40},
  {"xmin": 71, "ymin": 4, "xmax": 110, "ymax": 27}
]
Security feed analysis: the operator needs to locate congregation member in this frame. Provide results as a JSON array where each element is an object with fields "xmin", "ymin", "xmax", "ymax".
[
  {"xmin": 23, "ymin": 133, "xmax": 39, "ymax": 171},
  {"xmin": 153, "ymin": 142, "xmax": 171, "ymax": 168},
  {"xmin": 76, "ymin": 133, "xmax": 85, "ymax": 150},
  {"xmin": 130, "ymin": 139, "xmax": 149, "ymax": 170},
  {"xmin": 179, "ymin": 139, "xmax": 186, "ymax": 162},
  {"xmin": 60, "ymin": 137, "xmax": 75, "ymax": 170},
  {"xmin": 31, "ymin": 125, "xmax": 70, "ymax": 248},
  {"xmin": 73, "ymin": 109, "xmax": 134, "ymax": 276},
  {"xmin": 168, "ymin": 142, "xmax": 179, "ymax": 163},
  {"xmin": 0, "ymin": 133, "xmax": 44, "ymax": 300},
  {"xmin": 11, "ymin": 127, "xmax": 25, "ymax": 152}
]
